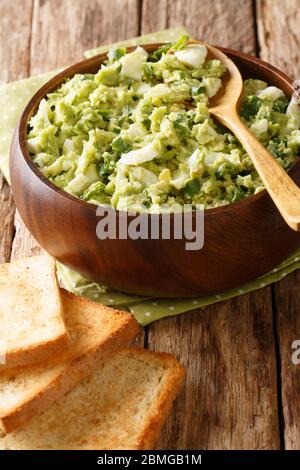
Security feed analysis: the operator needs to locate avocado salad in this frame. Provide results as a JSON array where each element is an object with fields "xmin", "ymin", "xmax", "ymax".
[{"xmin": 27, "ymin": 36, "xmax": 300, "ymax": 211}]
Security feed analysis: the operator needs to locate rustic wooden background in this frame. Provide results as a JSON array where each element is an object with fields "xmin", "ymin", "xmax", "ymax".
[{"xmin": 1, "ymin": 0, "xmax": 300, "ymax": 450}]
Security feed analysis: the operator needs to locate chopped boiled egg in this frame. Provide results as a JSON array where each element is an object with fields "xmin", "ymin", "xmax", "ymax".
[
  {"xmin": 120, "ymin": 46, "xmax": 148, "ymax": 80},
  {"xmin": 201, "ymin": 77, "xmax": 222, "ymax": 98},
  {"xmin": 145, "ymin": 83, "xmax": 171, "ymax": 99},
  {"xmin": 256, "ymin": 86, "xmax": 284, "ymax": 102},
  {"xmin": 250, "ymin": 118, "xmax": 269, "ymax": 137},
  {"xmin": 175, "ymin": 45, "xmax": 207, "ymax": 68},
  {"xmin": 119, "ymin": 142, "xmax": 158, "ymax": 165}
]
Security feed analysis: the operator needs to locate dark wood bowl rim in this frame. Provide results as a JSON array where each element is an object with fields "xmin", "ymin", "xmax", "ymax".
[{"xmin": 16, "ymin": 43, "xmax": 300, "ymax": 218}]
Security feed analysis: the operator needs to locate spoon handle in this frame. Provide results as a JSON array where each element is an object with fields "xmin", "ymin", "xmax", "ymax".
[{"xmin": 212, "ymin": 110, "xmax": 300, "ymax": 231}]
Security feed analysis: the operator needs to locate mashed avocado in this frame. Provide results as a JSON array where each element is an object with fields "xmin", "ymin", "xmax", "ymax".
[{"xmin": 27, "ymin": 36, "xmax": 300, "ymax": 211}]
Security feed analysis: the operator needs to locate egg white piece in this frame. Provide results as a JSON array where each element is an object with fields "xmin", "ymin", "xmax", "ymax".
[
  {"xmin": 175, "ymin": 45, "xmax": 207, "ymax": 68},
  {"xmin": 119, "ymin": 142, "xmax": 158, "ymax": 165}
]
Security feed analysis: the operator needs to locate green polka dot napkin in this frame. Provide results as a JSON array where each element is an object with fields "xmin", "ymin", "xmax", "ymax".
[
  {"xmin": 1, "ymin": 27, "xmax": 300, "ymax": 326},
  {"xmin": 56, "ymin": 249, "xmax": 300, "ymax": 325}
]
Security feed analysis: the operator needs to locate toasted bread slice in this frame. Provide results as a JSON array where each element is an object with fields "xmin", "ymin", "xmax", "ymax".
[
  {"xmin": 2, "ymin": 349, "xmax": 184, "ymax": 450},
  {"xmin": 0, "ymin": 290, "xmax": 139, "ymax": 433},
  {"xmin": 0, "ymin": 255, "xmax": 68, "ymax": 367}
]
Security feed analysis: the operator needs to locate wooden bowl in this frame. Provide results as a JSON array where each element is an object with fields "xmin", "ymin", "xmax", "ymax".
[{"xmin": 9, "ymin": 44, "xmax": 300, "ymax": 297}]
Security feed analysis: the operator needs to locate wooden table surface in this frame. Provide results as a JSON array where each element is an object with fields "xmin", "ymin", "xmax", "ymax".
[{"xmin": 1, "ymin": 0, "xmax": 300, "ymax": 450}]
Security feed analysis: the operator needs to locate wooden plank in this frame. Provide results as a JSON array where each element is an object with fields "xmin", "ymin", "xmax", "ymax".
[
  {"xmin": 256, "ymin": 0, "xmax": 300, "ymax": 450},
  {"xmin": 142, "ymin": 0, "xmax": 280, "ymax": 450},
  {"xmin": 0, "ymin": 0, "xmax": 33, "ymax": 263},
  {"xmin": 10, "ymin": 213, "xmax": 42, "ymax": 261},
  {"xmin": 11, "ymin": 0, "xmax": 140, "ymax": 261},
  {"xmin": 151, "ymin": 292, "xmax": 279, "ymax": 449},
  {"xmin": 0, "ymin": 174, "xmax": 15, "ymax": 263},
  {"xmin": 29, "ymin": 0, "xmax": 140, "ymax": 74},
  {"xmin": 0, "ymin": 0, "xmax": 33, "ymax": 81},
  {"xmin": 272, "ymin": 272, "xmax": 300, "ymax": 449},
  {"xmin": 141, "ymin": 0, "xmax": 168, "ymax": 33},
  {"xmin": 256, "ymin": 0, "xmax": 300, "ymax": 78},
  {"xmin": 142, "ymin": 0, "xmax": 256, "ymax": 54}
]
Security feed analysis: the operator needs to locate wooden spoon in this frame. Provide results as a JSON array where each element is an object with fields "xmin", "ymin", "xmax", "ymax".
[{"xmin": 193, "ymin": 41, "xmax": 300, "ymax": 231}]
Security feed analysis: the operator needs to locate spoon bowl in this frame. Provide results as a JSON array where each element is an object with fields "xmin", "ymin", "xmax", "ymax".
[{"xmin": 202, "ymin": 43, "xmax": 244, "ymax": 113}]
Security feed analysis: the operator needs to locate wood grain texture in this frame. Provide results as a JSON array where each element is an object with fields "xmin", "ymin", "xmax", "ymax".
[
  {"xmin": 10, "ymin": 212, "xmax": 42, "ymax": 261},
  {"xmin": 0, "ymin": 0, "xmax": 33, "ymax": 81},
  {"xmin": 256, "ymin": 0, "xmax": 300, "ymax": 79},
  {"xmin": 141, "ymin": 0, "xmax": 168, "ymax": 33},
  {"xmin": 0, "ymin": 174, "xmax": 15, "ymax": 263},
  {"xmin": 30, "ymin": 0, "xmax": 140, "ymax": 74},
  {"xmin": 142, "ymin": 0, "xmax": 256, "ymax": 54},
  {"xmin": 0, "ymin": 0, "xmax": 33, "ymax": 263},
  {"xmin": 142, "ymin": 0, "xmax": 280, "ymax": 449},
  {"xmin": 273, "ymin": 272, "xmax": 300, "ymax": 449},
  {"xmin": 151, "ymin": 292, "xmax": 279, "ymax": 450},
  {"xmin": 257, "ymin": 0, "xmax": 300, "ymax": 449}
]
